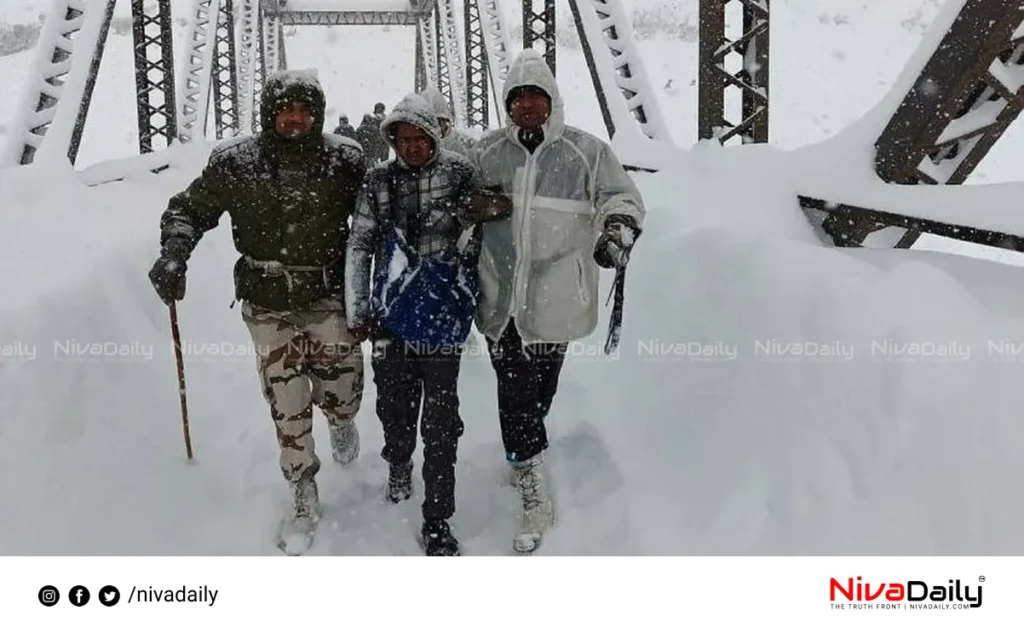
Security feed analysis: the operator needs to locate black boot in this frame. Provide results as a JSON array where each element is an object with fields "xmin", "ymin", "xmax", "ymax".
[
  {"xmin": 421, "ymin": 519, "xmax": 460, "ymax": 556},
  {"xmin": 386, "ymin": 460, "xmax": 413, "ymax": 503}
]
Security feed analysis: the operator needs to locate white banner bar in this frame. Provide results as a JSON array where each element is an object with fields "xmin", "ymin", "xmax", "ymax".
[{"xmin": 1, "ymin": 557, "xmax": 1016, "ymax": 630}]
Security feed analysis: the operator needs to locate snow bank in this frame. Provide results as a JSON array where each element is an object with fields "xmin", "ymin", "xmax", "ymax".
[
  {"xmin": 559, "ymin": 153, "xmax": 1024, "ymax": 554},
  {"xmin": 3, "ymin": 136, "xmax": 1024, "ymax": 555},
  {"xmin": 0, "ymin": 155, "xmax": 281, "ymax": 554},
  {"xmin": 0, "ymin": 144, "xmax": 210, "ymax": 317}
]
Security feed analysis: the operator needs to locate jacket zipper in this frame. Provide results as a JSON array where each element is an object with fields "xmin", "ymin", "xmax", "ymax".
[{"xmin": 513, "ymin": 150, "xmax": 535, "ymax": 317}]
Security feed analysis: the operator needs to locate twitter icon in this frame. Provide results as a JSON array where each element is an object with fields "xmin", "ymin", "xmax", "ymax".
[{"xmin": 98, "ymin": 585, "xmax": 120, "ymax": 606}]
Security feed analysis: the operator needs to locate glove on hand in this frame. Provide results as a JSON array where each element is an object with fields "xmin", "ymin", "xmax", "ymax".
[
  {"xmin": 463, "ymin": 187, "xmax": 513, "ymax": 225},
  {"xmin": 149, "ymin": 238, "xmax": 191, "ymax": 305},
  {"xmin": 594, "ymin": 214, "xmax": 639, "ymax": 269}
]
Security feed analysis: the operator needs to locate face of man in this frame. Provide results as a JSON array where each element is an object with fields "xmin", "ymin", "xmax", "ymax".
[
  {"xmin": 438, "ymin": 118, "xmax": 451, "ymax": 137},
  {"xmin": 509, "ymin": 89, "xmax": 551, "ymax": 130},
  {"xmin": 275, "ymin": 100, "xmax": 314, "ymax": 139},
  {"xmin": 393, "ymin": 122, "xmax": 434, "ymax": 168}
]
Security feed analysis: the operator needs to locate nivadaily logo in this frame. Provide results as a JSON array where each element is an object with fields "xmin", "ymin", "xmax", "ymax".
[{"xmin": 830, "ymin": 576, "xmax": 984, "ymax": 609}]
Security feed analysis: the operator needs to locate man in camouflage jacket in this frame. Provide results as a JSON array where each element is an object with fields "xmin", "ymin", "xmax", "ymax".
[{"xmin": 148, "ymin": 69, "xmax": 366, "ymax": 553}]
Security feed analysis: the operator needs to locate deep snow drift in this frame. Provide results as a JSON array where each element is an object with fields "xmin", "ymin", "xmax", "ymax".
[
  {"xmin": 1, "ymin": 0, "xmax": 1023, "ymax": 555},
  {"xmin": 3, "ymin": 139, "xmax": 1024, "ymax": 555}
]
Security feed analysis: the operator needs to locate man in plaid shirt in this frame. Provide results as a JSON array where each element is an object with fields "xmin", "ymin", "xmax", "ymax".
[{"xmin": 345, "ymin": 92, "xmax": 504, "ymax": 556}]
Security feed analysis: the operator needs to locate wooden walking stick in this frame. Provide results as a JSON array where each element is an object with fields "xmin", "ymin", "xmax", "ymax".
[{"xmin": 168, "ymin": 301, "xmax": 194, "ymax": 460}]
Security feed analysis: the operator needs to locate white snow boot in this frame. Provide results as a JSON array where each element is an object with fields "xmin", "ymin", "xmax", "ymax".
[
  {"xmin": 511, "ymin": 453, "xmax": 555, "ymax": 554},
  {"xmin": 277, "ymin": 476, "xmax": 321, "ymax": 555},
  {"xmin": 329, "ymin": 420, "xmax": 360, "ymax": 466}
]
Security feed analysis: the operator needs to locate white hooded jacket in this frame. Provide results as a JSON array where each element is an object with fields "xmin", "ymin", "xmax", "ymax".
[
  {"xmin": 419, "ymin": 86, "xmax": 478, "ymax": 158},
  {"xmin": 468, "ymin": 49, "xmax": 646, "ymax": 345}
]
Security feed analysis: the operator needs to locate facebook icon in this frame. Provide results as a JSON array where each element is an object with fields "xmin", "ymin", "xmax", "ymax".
[{"xmin": 69, "ymin": 585, "xmax": 90, "ymax": 606}]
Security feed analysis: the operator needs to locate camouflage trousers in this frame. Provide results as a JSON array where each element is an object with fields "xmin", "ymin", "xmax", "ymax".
[{"xmin": 241, "ymin": 297, "xmax": 364, "ymax": 483}]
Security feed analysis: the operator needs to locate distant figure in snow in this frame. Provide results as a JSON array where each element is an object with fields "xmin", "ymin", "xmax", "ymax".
[
  {"xmin": 417, "ymin": 87, "xmax": 477, "ymax": 158},
  {"xmin": 333, "ymin": 114, "xmax": 357, "ymax": 142},
  {"xmin": 467, "ymin": 49, "xmax": 647, "ymax": 554},
  {"xmin": 355, "ymin": 107, "xmax": 390, "ymax": 167},
  {"xmin": 147, "ymin": 70, "xmax": 367, "ymax": 555}
]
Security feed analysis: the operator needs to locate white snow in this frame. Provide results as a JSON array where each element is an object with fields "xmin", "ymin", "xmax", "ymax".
[
  {"xmin": 2, "ymin": 0, "xmax": 1024, "ymax": 555},
  {"xmin": 387, "ymin": 241, "xmax": 409, "ymax": 283},
  {"xmin": 989, "ymin": 55, "xmax": 1024, "ymax": 94},
  {"xmin": 935, "ymin": 99, "xmax": 1005, "ymax": 145}
]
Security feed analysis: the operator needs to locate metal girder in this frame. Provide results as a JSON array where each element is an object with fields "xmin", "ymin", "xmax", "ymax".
[
  {"xmin": 176, "ymin": 0, "xmax": 221, "ymax": 144},
  {"xmin": 876, "ymin": 0, "xmax": 1024, "ymax": 185},
  {"xmin": 4, "ymin": 0, "xmax": 117, "ymax": 166},
  {"xmin": 698, "ymin": 0, "xmax": 769, "ymax": 145},
  {"xmin": 262, "ymin": 13, "xmax": 285, "ymax": 75},
  {"xmin": 477, "ymin": 0, "xmax": 513, "ymax": 127},
  {"xmin": 275, "ymin": 11, "xmax": 422, "ymax": 25},
  {"xmin": 415, "ymin": 22, "xmax": 428, "ymax": 92},
  {"xmin": 523, "ymin": 0, "xmax": 557, "ymax": 75},
  {"xmin": 464, "ymin": 0, "xmax": 489, "ymax": 129},
  {"xmin": 420, "ymin": 11, "xmax": 439, "ymax": 89},
  {"xmin": 131, "ymin": 0, "xmax": 179, "ymax": 153},
  {"xmin": 869, "ymin": 0, "xmax": 1024, "ymax": 248},
  {"xmin": 237, "ymin": 0, "xmax": 261, "ymax": 134},
  {"xmin": 253, "ymin": 11, "xmax": 267, "ymax": 129},
  {"xmin": 434, "ymin": 4, "xmax": 454, "ymax": 107},
  {"xmin": 568, "ymin": 0, "xmax": 671, "ymax": 143},
  {"xmin": 799, "ymin": 196, "xmax": 1024, "ymax": 253},
  {"xmin": 211, "ymin": 0, "xmax": 241, "ymax": 139},
  {"xmin": 437, "ymin": 0, "xmax": 469, "ymax": 127}
]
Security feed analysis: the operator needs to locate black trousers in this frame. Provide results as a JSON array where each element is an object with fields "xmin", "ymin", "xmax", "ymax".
[
  {"xmin": 371, "ymin": 331, "xmax": 464, "ymax": 522},
  {"xmin": 485, "ymin": 320, "xmax": 568, "ymax": 463}
]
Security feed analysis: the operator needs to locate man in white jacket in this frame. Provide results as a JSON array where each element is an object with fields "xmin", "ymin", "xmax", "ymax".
[
  {"xmin": 468, "ymin": 49, "xmax": 646, "ymax": 554},
  {"xmin": 418, "ymin": 86, "xmax": 477, "ymax": 158}
]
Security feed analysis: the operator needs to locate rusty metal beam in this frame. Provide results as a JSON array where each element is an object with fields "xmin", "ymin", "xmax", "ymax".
[
  {"xmin": 875, "ymin": 0, "xmax": 1024, "ymax": 185},
  {"xmin": 698, "ymin": 0, "xmax": 769, "ymax": 145},
  {"xmin": 871, "ymin": 0, "xmax": 1024, "ymax": 247},
  {"xmin": 799, "ymin": 195, "xmax": 1024, "ymax": 252},
  {"xmin": 131, "ymin": 0, "xmax": 178, "ymax": 152},
  {"xmin": 523, "ymin": 0, "xmax": 557, "ymax": 75}
]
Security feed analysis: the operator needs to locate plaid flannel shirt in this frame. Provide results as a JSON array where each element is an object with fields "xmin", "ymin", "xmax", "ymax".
[{"xmin": 345, "ymin": 149, "xmax": 482, "ymax": 329}]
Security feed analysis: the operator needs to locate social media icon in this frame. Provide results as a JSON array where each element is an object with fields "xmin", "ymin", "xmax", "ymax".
[
  {"xmin": 38, "ymin": 585, "xmax": 60, "ymax": 607},
  {"xmin": 98, "ymin": 585, "xmax": 120, "ymax": 606},
  {"xmin": 69, "ymin": 585, "xmax": 90, "ymax": 607}
]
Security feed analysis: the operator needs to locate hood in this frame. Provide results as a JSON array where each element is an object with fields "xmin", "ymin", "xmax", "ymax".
[
  {"xmin": 379, "ymin": 92, "xmax": 443, "ymax": 166},
  {"xmin": 260, "ymin": 69, "xmax": 326, "ymax": 136},
  {"xmin": 501, "ymin": 48, "xmax": 565, "ymax": 140},
  {"xmin": 418, "ymin": 86, "xmax": 453, "ymax": 123}
]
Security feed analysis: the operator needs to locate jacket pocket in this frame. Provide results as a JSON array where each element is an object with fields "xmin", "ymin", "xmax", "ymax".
[{"xmin": 528, "ymin": 196, "xmax": 592, "ymax": 262}]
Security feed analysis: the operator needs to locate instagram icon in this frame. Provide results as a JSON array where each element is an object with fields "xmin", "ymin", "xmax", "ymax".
[{"xmin": 38, "ymin": 585, "xmax": 60, "ymax": 607}]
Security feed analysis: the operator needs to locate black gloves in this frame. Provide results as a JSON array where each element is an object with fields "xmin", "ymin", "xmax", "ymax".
[
  {"xmin": 594, "ymin": 214, "xmax": 639, "ymax": 269},
  {"xmin": 463, "ymin": 186, "xmax": 513, "ymax": 225},
  {"xmin": 149, "ymin": 237, "xmax": 191, "ymax": 305}
]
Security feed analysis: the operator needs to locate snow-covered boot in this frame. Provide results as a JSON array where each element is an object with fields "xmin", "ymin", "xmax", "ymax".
[
  {"xmin": 511, "ymin": 453, "xmax": 555, "ymax": 554},
  {"xmin": 277, "ymin": 476, "xmax": 320, "ymax": 555},
  {"xmin": 386, "ymin": 460, "xmax": 413, "ymax": 503},
  {"xmin": 329, "ymin": 420, "xmax": 360, "ymax": 466},
  {"xmin": 421, "ymin": 519, "xmax": 460, "ymax": 556}
]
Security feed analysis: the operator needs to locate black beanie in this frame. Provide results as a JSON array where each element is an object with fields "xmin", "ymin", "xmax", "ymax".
[{"xmin": 506, "ymin": 85, "xmax": 551, "ymax": 114}]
